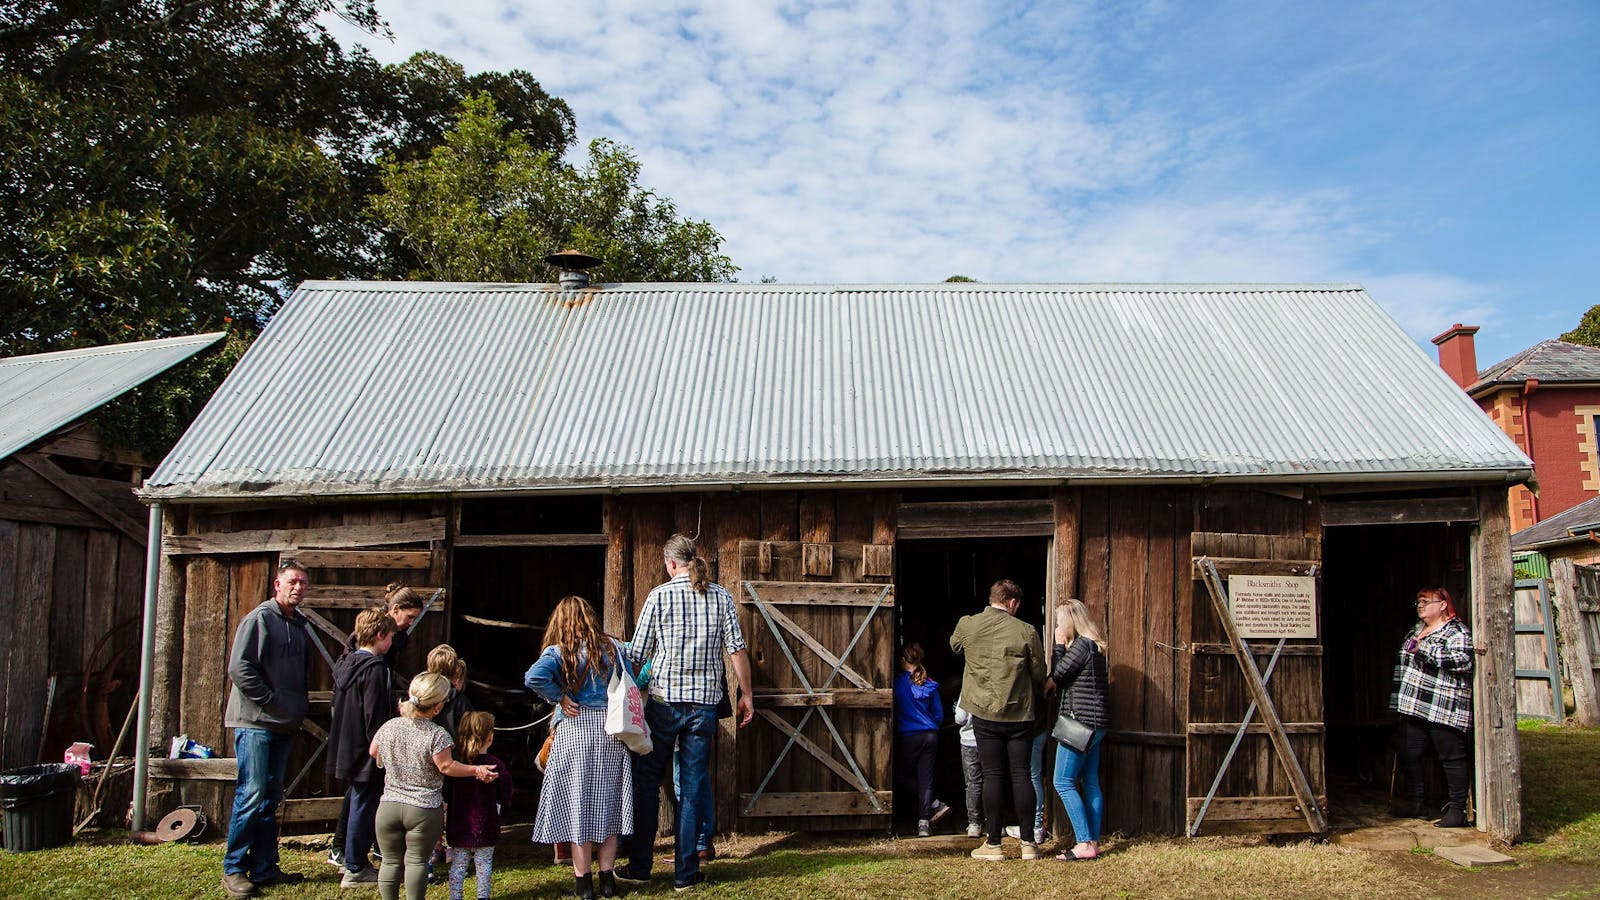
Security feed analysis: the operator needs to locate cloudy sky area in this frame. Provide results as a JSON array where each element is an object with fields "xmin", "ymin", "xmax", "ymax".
[{"xmin": 332, "ymin": 1, "xmax": 1597, "ymax": 366}]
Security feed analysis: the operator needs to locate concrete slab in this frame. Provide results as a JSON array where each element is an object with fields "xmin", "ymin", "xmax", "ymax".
[{"xmin": 1434, "ymin": 844, "xmax": 1516, "ymax": 868}]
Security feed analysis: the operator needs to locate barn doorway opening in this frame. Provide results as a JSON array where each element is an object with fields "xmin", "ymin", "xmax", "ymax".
[
  {"xmin": 451, "ymin": 495, "xmax": 606, "ymax": 819},
  {"xmin": 895, "ymin": 536, "xmax": 1050, "ymax": 833},
  {"xmin": 1320, "ymin": 521, "xmax": 1471, "ymax": 826}
]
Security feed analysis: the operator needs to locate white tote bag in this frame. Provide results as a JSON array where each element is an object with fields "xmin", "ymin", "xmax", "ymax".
[{"xmin": 604, "ymin": 645, "xmax": 653, "ymax": 755}]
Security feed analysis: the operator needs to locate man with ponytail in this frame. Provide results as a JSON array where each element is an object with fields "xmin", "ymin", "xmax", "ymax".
[{"xmin": 621, "ymin": 534, "xmax": 753, "ymax": 891}]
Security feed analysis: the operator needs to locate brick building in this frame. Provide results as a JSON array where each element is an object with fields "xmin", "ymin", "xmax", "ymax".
[{"xmin": 1435, "ymin": 325, "xmax": 1600, "ymax": 531}]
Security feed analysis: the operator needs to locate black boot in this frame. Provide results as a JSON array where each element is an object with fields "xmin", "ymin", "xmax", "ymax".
[
  {"xmin": 598, "ymin": 870, "xmax": 618, "ymax": 898},
  {"xmin": 574, "ymin": 872, "xmax": 595, "ymax": 899},
  {"xmin": 1391, "ymin": 796, "xmax": 1424, "ymax": 819},
  {"xmin": 1434, "ymin": 804, "xmax": 1469, "ymax": 828}
]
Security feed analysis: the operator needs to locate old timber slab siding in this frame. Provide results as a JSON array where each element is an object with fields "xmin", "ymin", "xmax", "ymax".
[{"xmin": 143, "ymin": 283, "xmax": 1529, "ymax": 501}]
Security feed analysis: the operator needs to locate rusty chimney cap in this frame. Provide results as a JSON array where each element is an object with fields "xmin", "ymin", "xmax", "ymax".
[{"xmin": 544, "ymin": 250, "xmax": 603, "ymax": 270}]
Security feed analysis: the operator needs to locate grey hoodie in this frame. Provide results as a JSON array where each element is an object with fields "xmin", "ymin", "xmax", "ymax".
[{"xmin": 225, "ymin": 599, "xmax": 313, "ymax": 733}]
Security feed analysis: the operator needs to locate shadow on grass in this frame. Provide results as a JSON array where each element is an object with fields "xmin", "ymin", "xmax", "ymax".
[{"xmin": 1518, "ymin": 723, "xmax": 1600, "ymax": 844}]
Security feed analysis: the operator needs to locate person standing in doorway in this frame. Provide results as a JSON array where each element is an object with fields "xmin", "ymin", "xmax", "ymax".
[
  {"xmin": 220, "ymin": 560, "xmax": 314, "ymax": 898},
  {"xmin": 893, "ymin": 641, "xmax": 951, "ymax": 836},
  {"xmin": 950, "ymin": 579, "xmax": 1047, "ymax": 861},
  {"xmin": 1391, "ymin": 587, "xmax": 1474, "ymax": 828},
  {"xmin": 621, "ymin": 534, "xmax": 755, "ymax": 891}
]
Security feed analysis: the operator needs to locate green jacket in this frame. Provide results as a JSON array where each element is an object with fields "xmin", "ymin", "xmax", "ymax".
[{"xmin": 949, "ymin": 606, "xmax": 1046, "ymax": 723}]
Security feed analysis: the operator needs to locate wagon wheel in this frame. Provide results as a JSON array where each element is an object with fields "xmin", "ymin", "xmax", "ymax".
[{"xmin": 80, "ymin": 617, "xmax": 139, "ymax": 750}]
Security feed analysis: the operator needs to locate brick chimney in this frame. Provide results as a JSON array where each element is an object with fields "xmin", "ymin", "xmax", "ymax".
[{"xmin": 1432, "ymin": 323, "xmax": 1480, "ymax": 390}]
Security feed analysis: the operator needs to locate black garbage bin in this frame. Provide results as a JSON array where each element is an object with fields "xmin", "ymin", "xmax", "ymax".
[{"xmin": 0, "ymin": 763, "xmax": 79, "ymax": 852}]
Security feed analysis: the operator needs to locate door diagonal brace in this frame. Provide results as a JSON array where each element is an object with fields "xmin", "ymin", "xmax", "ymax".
[
  {"xmin": 742, "ymin": 582, "xmax": 891, "ymax": 815},
  {"xmin": 1196, "ymin": 558, "xmax": 1327, "ymax": 834}
]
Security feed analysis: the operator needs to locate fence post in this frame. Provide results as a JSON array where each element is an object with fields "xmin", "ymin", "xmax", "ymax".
[{"xmin": 1550, "ymin": 558, "xmax": 1600, "ymax": 726}]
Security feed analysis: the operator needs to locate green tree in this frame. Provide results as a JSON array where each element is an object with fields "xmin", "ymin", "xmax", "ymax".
[
  {"xmin": 1562, "ymin": 305, "xmax": 1600, "ymax": 347},
  {"xmin": 370, "ymin": 95, "xmax": 736, "ymax": 284},
  {"xmin": 0, "ymin": 1, "xmax": 576, "ymax": 453}
]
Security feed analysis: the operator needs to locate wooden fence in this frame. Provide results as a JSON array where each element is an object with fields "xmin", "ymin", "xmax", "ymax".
[{"xmin": 1549, "ymin": 559, "xmax": 1600, "ymax": 725}]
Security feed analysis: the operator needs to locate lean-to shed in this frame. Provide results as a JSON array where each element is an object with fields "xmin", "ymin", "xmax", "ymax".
[
  {"xmin": 0, "ymin": 333, "xmax": 222, "ymax": 770},
  {"xmin": 139, "ymin": 282, "xmax": 1531, "ymax": 840}
]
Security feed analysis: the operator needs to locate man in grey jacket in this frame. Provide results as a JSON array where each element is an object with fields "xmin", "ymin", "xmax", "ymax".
[{"xmin": 221, "ymin": 560, "xmax": 313, "ymax": 898}]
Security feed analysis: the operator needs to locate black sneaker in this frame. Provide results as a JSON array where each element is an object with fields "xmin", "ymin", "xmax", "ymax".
[
  {"xmin": 327, "ymin": 848, "xmax": 345, "ymax": 867},
  {"xmin": 613, "ymin": 869, "xmax": 650, "ymax": 884},
  {"xmin": 673, "ymin": 872, "xmax": 706, "ymax": 892}
]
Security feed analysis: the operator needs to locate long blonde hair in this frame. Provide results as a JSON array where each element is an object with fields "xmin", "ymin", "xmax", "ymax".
[{"xmin": 1056, "ymin": 599, "xmax": 1107, "ymax": 653}]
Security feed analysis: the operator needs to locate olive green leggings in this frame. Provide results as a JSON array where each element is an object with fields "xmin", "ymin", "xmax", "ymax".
[{"xmin": 374, "ymin": 801, "xmax": 444, "ymax": 900}]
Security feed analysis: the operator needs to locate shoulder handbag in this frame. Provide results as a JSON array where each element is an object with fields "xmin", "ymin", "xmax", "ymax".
[
  {"xmin": 604, "ymin": 641, "xmax": 653, "ymax": 755},
  {"xmin": 1051, "ymin": 647, "xmax": 1096, "ymax": 751}
]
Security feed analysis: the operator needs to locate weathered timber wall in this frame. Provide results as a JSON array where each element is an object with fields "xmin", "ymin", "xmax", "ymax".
[{"xmin": 0, "ymin": 451, "xmax": 148, "ymax": 770}]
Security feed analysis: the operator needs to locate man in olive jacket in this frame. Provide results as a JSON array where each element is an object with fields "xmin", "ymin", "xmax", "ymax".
[
  {"xmin": 949, "ymin": 579, "xmax": 1046, "ymax": 858},
  {"xmin": 221, "ymin": 561, "xmax": 313, "ymax": 897}
]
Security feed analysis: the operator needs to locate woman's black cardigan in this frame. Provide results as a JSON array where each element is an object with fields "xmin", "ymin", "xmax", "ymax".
[{"xmin": 1051, "ymin": 636, "xmax": 1109, "ymax": 729}]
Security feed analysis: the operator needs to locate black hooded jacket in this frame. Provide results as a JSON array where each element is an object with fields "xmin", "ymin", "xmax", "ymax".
[{"xmin": 326, "ymin": 648, "xmax": 393, "ymax": 781}]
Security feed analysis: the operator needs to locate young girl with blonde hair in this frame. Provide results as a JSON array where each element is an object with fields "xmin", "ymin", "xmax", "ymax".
[{"xmin": 442, "ymin": 711, "xmax": 513, "ymax": 900}]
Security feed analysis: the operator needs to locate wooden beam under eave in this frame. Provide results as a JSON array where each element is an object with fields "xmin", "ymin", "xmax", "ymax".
[{"xmin": 1471, "ymin": 485, "xmax": 1521, "ymax": 842}]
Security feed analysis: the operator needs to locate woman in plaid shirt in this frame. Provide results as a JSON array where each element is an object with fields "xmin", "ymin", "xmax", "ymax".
[{"xmin": 1390, "ymin": 587, "xmax": 1474, "ymax": 828}]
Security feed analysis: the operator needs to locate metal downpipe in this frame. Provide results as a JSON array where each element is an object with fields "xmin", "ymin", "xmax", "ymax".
[{"xmin": 131, "ymin": 503, "xmax": 163, "ymax": 831}]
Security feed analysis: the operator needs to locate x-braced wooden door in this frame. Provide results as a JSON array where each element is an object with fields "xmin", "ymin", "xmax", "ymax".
[
  {"xmin": 736, "ymin": 540, "xmax": 895, "ymax": 830},
  {"xmin": 1186, "ymin": 532, "xmax": 1327, "ymax": 836}
]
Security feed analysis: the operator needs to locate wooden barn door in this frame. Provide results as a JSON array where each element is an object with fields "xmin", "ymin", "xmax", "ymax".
[
  {"xmin": 1186, "ymin": 532, "xmax": 1327, "ymax": 835},
  {"xmin": 735, "ymin": 540, "xmax": 895, "ymax": 829}
]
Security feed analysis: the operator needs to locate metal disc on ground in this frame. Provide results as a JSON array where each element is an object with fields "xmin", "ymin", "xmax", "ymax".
[{"xmin": 156, "ymin": 807, "xmax": 205, "ymax": 842}]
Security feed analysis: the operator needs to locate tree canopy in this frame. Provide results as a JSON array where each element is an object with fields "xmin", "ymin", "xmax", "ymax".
[
  {"xmin": 1562, "ymin": 305, "xmax": 1600, "ymax": 347},
  {"xmin": 370, "ymin": 95, "xmax": 736, "ymax": 284},
  {"xmin": 0, "ymin": 1, "xmax": 727, "ymax": 452}
]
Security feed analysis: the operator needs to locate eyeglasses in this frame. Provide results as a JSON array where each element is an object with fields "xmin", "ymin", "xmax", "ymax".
[{"xmin": 1416, "ymin": 599, "xmax": 1442, "ymax": 608}]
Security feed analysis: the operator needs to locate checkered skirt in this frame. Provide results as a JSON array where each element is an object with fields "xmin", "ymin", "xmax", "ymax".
[{"xmin": 531, "ymin": 706, "xmax": 634, "ymax": 844}]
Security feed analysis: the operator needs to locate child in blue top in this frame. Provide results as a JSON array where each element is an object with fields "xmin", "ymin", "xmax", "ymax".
[{"xmin": 893, "ymin": 641, "xmax": 950, "ymax": 836}]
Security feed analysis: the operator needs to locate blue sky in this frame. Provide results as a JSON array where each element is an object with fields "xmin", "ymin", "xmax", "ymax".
[{"xmin": 332, "ymin": 1, "xmax": 1598, "ymax": 368}]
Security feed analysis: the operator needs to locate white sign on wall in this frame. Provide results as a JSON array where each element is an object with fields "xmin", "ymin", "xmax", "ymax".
[{"xmin": 1227, "ymin": 574, "xmax": 1318, "ymax": 639}]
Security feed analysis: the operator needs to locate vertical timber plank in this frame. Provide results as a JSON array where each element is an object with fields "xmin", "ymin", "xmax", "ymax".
[
  {"xmin": 1551, "ymin": 559, "xmax": 1600, "ymax": 725},
  {"xmin": 604, "ymin": 496, "xmax": 632, "ymax": 635},
  {"xmin": 150, "ymin": 509, "xmax": 187, "ymax": 746},
  {"xmin": 181, "ymin": 557, "xmax": 230, "ymax": 752},
  {"xmin": 6, "ymin": 525, "xmax": 56, "ymax": 766},
  {"xmin": 1471, "ymin": 486, "xmax": 1521, "ymax": 841}
]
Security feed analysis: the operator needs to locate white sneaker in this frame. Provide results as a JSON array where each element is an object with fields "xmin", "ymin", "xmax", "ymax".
[
  {"xmin": 917, "ymin": 818, "xmax": 931, "ymax": 837},
  {"xmin": 340, "ymin": 866, "xmax": 378, "ymax": 887},
  {"xmin": 1021, "ymin": 842, "xmax": 1041, "ymax": 860},
  {"xmin": 1004, "ymin": 825, "xmax": 1021, "ymax": 839},
  {"xmin": 966, "ymin": 823, "xmax": 982, "ymax": 838}
]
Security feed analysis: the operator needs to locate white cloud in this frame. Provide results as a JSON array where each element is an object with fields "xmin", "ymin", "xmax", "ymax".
[{"xmin": 331, "ymin": 0, "xmax": 1516, "ymax": 337}]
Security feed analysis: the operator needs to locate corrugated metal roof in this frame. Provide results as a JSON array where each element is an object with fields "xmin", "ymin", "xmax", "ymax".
[
  {"xmin": 143, "ymin": 283, "xmax": 1531, "ymax": 500},
  {"xmin": 0, "ymin": 333, "xmax": 225, "ymax": 462},
  {"xmin": 1472, "ymin": 339, "xmax": 1600, "ymax": 392}
]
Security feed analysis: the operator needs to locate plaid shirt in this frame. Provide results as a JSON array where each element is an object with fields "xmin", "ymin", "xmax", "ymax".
[
  {"xmin": 627, "ymin": 574, "xmax": 747, "ymax": 706},
  {"xmin": 1390, "ymin": 617, "xmax": 1473, "ymax": 731}
]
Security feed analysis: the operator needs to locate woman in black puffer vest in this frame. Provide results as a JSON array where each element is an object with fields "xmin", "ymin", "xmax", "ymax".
[{"xmin": 1049, "ymin": 599, "xmax": 1109, "ymax": 861}]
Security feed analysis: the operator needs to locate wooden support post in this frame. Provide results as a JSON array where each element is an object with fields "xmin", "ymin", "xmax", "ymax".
[
  {"xmin": 1551, "ymin": 558, "xmax": 1600, "ymax": 726},
  {"xmin": 1471, "ymin": 486, "xmax": 1522, "ymax": 842},
  {"xmin": 149, "ymin": 509, "xmax": 187, "ymax": 747}
]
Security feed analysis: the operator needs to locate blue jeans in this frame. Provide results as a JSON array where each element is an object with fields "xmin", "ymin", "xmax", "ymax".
[
  {"xmin": 1052, "ymin": 728, "xmax": 1104, "ymax": 843},
  {"xmin": 1029, "ymin": 731, "xmax": 1046, "ymax": 835},
  {"xmin": 629, "ymin": 701, "xmax": 716, "ymax": 885},
  {"xmin": 345, "ymin": 777, "xmax": 383, "ymax": 872},
  {"xmin": 223, "ymin": 727, "xmax": 294, "ymax": 879},
  {"xmin": 672, "ymin": 745, "xmax": 715, "ymax": 851}
]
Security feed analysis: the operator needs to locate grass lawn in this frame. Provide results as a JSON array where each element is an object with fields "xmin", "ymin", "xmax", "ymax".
[{"xmin": 5, "ymin": 723, "xmax": 1600, "ymax": 899}]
